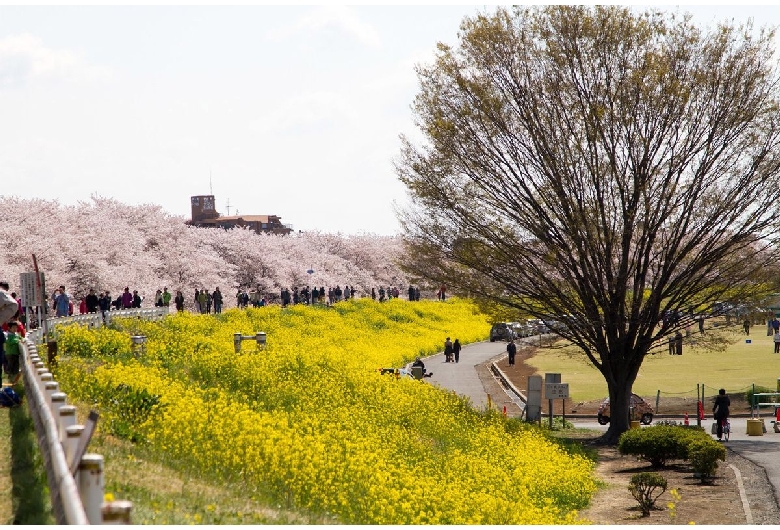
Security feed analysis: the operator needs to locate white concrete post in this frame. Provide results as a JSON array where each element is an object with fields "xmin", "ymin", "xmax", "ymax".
[
  {"xmin": 44, "ymin": 381, "xmax": 59, "ymax": 409},
  {"xmin": 102, "ymin": 500, "xmax": 133, "ymax": 524},
  {"xmin": 78, "ymin": 454, "xmax": 104, "ymax": 524},
  {"xmin": 39, "ymin": 372, "xmax": 53, "ymax": 393},
  {"xmin": 65, "ymin": 424, "xmax": 85, "ymax": 468},
  {"xmin": 50, "ymin": 392, "xmax": 67, "ymax": 428},
  {"xmin": 58, "ymin": 405, "xmax": 77, "ymax": 444}
]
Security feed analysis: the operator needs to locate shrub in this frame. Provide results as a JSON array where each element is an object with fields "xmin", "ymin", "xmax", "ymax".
[
  {"xmin": 618, "ymin": 426, "xmax": 690, "ymax": 468},
  {"xmin": 628, "ymin": 472, "xmax": 667, "ymax": 516},
  {"xmin": 687, "ymin": 439, "xmax": 726, "ymax": 483}
]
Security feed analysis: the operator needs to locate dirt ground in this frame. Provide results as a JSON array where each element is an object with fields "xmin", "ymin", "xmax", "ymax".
[{"xmin": 485, "ymin": 343, "xmax": 780, "ymax": 525}]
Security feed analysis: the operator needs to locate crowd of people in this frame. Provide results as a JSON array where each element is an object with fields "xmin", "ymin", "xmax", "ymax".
[{"xmin": 40, "ymin": 282, "xmax": 434, "ymax": 318}]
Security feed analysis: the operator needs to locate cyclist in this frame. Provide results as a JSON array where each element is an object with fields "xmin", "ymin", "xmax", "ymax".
[{"xmin": 713, "ymin": 388, "xmax": 730, "ymax": 441}]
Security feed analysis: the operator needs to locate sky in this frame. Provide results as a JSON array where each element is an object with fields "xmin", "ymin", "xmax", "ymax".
[{"xmin": 1, "ymin": 4, "xmax": 779, "ymax": 236}]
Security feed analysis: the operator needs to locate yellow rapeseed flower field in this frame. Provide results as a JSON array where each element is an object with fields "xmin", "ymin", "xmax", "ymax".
[{"xmin": 54, "ymin": 298, "xmax": 596, "ymax": 524}]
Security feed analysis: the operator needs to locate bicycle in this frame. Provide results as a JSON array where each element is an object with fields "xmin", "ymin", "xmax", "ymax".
[{"xmin": 716, "ymin": 418, "xmax": 730, "ymax": 441}]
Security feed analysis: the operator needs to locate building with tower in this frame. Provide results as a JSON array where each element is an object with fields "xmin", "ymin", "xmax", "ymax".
[{"xmin": 188, "ymin": 195, "xmax": 293, "ymax": 235}]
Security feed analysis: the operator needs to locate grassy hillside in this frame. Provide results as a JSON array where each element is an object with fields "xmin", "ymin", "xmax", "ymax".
[{"xmin": 50, "ymin": 298, "xmax": 598, "ymax": 524}]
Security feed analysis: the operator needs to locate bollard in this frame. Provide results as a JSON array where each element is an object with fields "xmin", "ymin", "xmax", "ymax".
[
  {"xmin": 65, "ymin": 425, "xmax": 85, "ymax": 468},
  {"xmin": 78, "ymin": 454, "xmax": 104, "ymax": 524},
  {"xmin": 51, "ymin": 392, "xmax": 67, "ymax": 423},
  {"xmin": 39, "ymin": 372, "xmax": 53, "ymax": 393},
  {"xmin": 44, "ymin": 381, "xmax": 59, "ymax": 409},
  {"xmin": 102, "ymin": 500, "xmax": 133, "ymax": 524},
  {"xmin": 59, "ymin": 406, "xmax": 77, "ymax": 444}
]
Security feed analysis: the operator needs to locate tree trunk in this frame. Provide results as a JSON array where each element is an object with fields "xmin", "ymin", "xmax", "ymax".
[{"xmin": 602, "ymin": 383, "xmax": 633, "ymax": 444}]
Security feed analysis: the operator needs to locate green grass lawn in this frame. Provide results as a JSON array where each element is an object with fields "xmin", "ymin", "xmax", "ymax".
[{"xmin": 527, "ymin": 321, "xmax": 780, "ymax": 402}]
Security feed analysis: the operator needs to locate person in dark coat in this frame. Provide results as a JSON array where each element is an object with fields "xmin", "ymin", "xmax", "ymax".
[
  {"xmin": 713, "ymin": 388, "xmax": 730, "ymax": 441},
  {"xmin": 444, "ymin": 337, "xmax": 454, "ymax": 362},
  {"xmin": 85, "ymin": 288, "xmax": 99, "ymax": 313},
  {"xmin": 453, "ymin": 339, "xmax": 461, "ymax": 363},
  {"xmin": 506, "ymin": 339, "xmax": 517, "ymax": 366}
]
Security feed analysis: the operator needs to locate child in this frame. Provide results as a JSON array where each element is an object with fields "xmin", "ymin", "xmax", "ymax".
[{"xmin": 4, "ymin": 321, "xmax": 21, "ymax": 386}]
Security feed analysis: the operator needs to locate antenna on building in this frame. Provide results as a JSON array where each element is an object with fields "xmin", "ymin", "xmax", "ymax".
[
  {"xmin": 209, "ymin": 169, "xmax": 213, "ymax": 195},
  {"xmin": 225, "ymin": 198, "xmax": 231, "ymax": 216}
]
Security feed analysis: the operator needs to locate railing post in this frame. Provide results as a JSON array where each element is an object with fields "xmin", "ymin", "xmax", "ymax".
[
  {"xmin": 39, "ymin": 372, "xmax": 53, "ymax": 393},
  {"xmin": 102, "ymin": 500, "xmax": 133, "ymax": 524},
  {"xmin": 59, "ymin": 406, "xmax": 77, "ymax": 444},
  {"xmin": 44, "ymin": 381, "xmax": 59, "ymax": 409},
  {"xmin": 65, "ymin": 425, "xmax": 85, "ymax": 468},
  {"xmin": 78, "ymin": 454, "xmax": 104, "ymax": 524},
  {"xmin": 51, "ymin": 391, "xmax": 67, "ymax": 423}
]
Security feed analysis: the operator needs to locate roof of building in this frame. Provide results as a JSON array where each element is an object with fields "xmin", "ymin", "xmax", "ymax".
[{"xmin": 200, "ymin": 215, "xmax": 278, "ymax": 224}]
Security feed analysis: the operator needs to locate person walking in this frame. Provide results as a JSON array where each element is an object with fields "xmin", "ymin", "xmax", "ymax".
[
  {"xmin": 743, "ymin": 318, "xmax": 751, "ymax": 335},
  {"xmin": 453, "ymin": 339, "xmax": 461, "ymax": 363},
  {"xmin": 444, "ymin": 337, "xmax": 454, "ymax": 362},
  {"xmin": 55, "ymin": 285, "xmax": 71, "ymax": 317},
  {"xmin": 774, "ymin": 331, "xmax": 780, "ymax": 354},
  {"xmin": 4, "ymin": 321, "xmax": 22, "ymax": 386},
  {"xmin": 713, "ymin": 388, "xmax": 730, "ymax": 441},
  {"xmin": 197, "ymin": 289, "xmax": 208, "ymax": 314},
  {"xmin": 98, "ymin": 291, "xmax": 111, "ymax": 322},
  {"xmin": 121, "ymin": 287, "xmax": 133, "ymax": 309},
  {"xmin": 85, "ymin": 288, "xmax": 99, "ymax": 314},
  {"xmin": 506, "ymin": 338, "xmax": 517, "ymax": 366},
  {"xmin": 174, "ymin": 290, "xmax": 185, "ymax": 312},
  {"xmin": 212, "ymin": 287, "xmax": 223, "ymax": 314}
]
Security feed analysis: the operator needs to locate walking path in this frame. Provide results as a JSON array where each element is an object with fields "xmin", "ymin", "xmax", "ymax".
[
  {"xmin": 419, "ymin": 337, "xmax": 519, "ymax": 410},
  {"xmin": 427, "ymin": 339, "xmax": 780, "ymax": 509}
]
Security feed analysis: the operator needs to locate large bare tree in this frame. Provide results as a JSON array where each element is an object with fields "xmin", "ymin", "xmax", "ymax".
[{"xmin": 396, "ymin": 6, "xmax": 780, "ymax": 442}]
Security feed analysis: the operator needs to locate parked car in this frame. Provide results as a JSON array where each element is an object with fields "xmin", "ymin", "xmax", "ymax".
[
  {"xmin": 489, "ymin": 322, "xmax": 515, "ymax": 342},
  {"xmin": 510, "ymin": 321, "xmax": 534, "ymax": 338},
  {"xmin": 597, "ymin": 393, "xmax": 654, "ymax": 425}
]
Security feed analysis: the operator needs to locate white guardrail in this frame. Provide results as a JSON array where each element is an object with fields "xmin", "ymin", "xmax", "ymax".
[
  {"xmin": 19, "ymin": 307, "xmax": 169, "ymax": 524},
  {"xmin": 27, "ymin": 306, "xmax": 170, "ymax": 344}
]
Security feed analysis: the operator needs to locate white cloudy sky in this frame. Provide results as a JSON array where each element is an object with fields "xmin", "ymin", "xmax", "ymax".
[{"xmin": 1, "ymin": 4, "xmax": 778, "ymax": 235}]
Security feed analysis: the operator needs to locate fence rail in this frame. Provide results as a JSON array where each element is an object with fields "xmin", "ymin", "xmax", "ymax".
[
  {"xmin": 27, "ymin": 306, "xmax": 170, "ymax": 344},
  {"xmin": 18, "ymin": 308, "xmax": 156, "ymax": 523},
  {"xmin": 21, "ymin": 340, "xmax": 91, "ymax": 524}
]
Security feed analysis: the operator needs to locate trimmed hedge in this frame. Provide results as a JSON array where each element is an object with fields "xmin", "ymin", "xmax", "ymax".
[{"xmin": 618, "ymin": 425, "xmax": 723, "ymax": 477}]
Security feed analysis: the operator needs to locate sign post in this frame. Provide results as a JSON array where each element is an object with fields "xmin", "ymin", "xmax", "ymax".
[{"xmin": 545, "ymin": 373, "xmax": 570, "ymax": 429}]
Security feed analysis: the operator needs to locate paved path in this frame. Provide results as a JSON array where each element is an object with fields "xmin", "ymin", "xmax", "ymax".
[
  {"xmin": 427, "ymin": 340, "xmax": 780, "ymax": 507},
  {"xmin": 419, "ymin": 338, "xmax": 522, "ymax": 410}
]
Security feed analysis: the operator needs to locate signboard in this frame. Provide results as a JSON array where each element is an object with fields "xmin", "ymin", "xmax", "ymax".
[
  {"xmin": 19, "ymin": 271, "xmax": 43, "ymax": 307},
  {"xmin": 545, "ymin": 383, "xmax": 570, "ymax": 399}
]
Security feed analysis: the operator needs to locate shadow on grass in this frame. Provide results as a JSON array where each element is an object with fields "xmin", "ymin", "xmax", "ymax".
[{"xmin": 8, "ymin": 388, "xmax": 54, "ymax": 524}]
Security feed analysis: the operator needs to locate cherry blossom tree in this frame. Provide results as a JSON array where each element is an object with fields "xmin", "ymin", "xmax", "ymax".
[{"xmin": 0, "ymin": 195, "xmax": 413, "ymax": 311}]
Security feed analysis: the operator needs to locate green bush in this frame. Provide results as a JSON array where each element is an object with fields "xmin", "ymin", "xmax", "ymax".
[
  {"xmin": 687, "ymin": 439, "xmax": 726, "ymax": 482},
  {"xmin": 618, "ymin": 426, "xmax": 690, "ymax": 468},
  {"xmin": 628, "ymin": 472, "xmax": 667, "ymax": 516}
]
